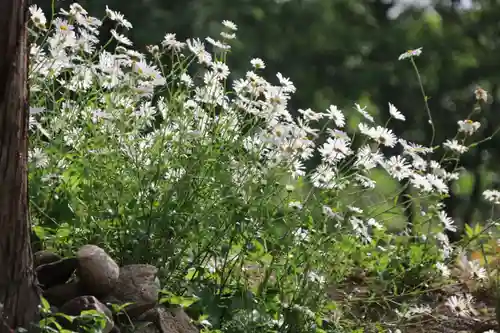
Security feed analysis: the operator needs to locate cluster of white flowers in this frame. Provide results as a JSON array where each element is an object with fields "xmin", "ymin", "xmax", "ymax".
[
  {"xmin": 26, "ymin": 2, "xmax": 498, "ymax": 253},
  {"xmin": 483, "ymin": 189, "xmax": 500, "ymax": 205},
  {"xmin": 27, "ymin": 7, "xmax": 500, "ymax": 329}
]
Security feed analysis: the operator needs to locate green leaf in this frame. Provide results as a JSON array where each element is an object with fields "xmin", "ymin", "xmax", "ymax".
[
  {"xmin": 40, "ymin": 296, "xmax": 50, "ymax": 311},
  {"xmin": 160, "ymin": 294, "xmax": 198, "ymax": 308},
  {"xmin": 109, "ymin": 302, "xmax": 134, "ymax": 313},
  {"xmin": 185, "ymin": 267, "xmax": 198, "ymax": 280},
  {"xmin": 259, "ymin": 253, "xmax": 273, "ymax": 266},
  {"xmin": 54, "ymin": 312, "xmax": 76, "ymax": 323}
]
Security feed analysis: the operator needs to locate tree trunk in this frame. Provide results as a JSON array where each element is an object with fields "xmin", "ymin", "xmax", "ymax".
[{"xmin": 0, "ymin": 0, "xmax": 40, "ymax": 331}]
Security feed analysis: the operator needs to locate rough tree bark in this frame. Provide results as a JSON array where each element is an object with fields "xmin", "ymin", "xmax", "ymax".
[{"xmin": 0, "ymin": 0, "xmax": 41, "ymax": 331}]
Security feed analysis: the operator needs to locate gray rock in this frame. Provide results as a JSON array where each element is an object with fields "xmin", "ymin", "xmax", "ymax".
[
  {"xmin": 77, "ymin": 245, "xmax": 119, "ymax": 296},
  {"xmin": 111, "ymin": 264, "xmax": 160, "ymax": 306},
  {"xmin": 141, "ymin": 306, "xmax": 198, "ymax": 333},
  {"xmin": 43, "ymin": 281, "xmax": 84, "ymax": 307},
  {"xmin": 34, "ymin": 250, "xmax": 62, "ymax": 268},
  {"xmin": 133, "ymin": 322, "xmax": 159, "ymax": 333}
]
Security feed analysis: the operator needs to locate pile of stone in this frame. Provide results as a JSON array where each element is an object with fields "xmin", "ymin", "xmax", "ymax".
[{"xmin": 34, "ymin": 244, "xmax": 199, "ymax": 333}]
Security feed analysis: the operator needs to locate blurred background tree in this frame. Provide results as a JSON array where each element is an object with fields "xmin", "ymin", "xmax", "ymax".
[{"xmin": 33, "ymin": 0, "xmax": 500, "ymax": 238}]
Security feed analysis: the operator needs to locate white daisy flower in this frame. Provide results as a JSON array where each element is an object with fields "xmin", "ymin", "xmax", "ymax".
[
  {"xmin": 250, "ymin": 58, "xmax": 265, "ymax": 69},
  {"xmin": 29, "ymin": 5, "xmax": 47, "ymax": 29},
  {"xmin": 436, "ymin": 262, "xmax": 451, "ymax": 278},
  {"xmin": 105, "ymin": 6, "xmax": 132, "ymax": 29},
  {"xmin": 354, "ymin": 103, "xmax": 374, "ymax": 122},
  {"xmin": 384, "ymin": 155, "xmax": 411, "ymax": 180},
  {"xmin": 438, "ymin": 211, "xmax": 456, "ymax": 232},
  {"xmin": 445, "ymin": 294, "xmax": 472, "ymax": 317},
  {"xmin": 398, "ymin": 47, "xmax": 423, "ymax": 60},
  {"xmin": 483, "ymin": 189, "xmax": 500, "ymax": 205},
  {"xmin": 443, "ymin": 139, "xmax": 468, "ymax": 154},
  {"xmin": 388, "ymin": 102, "xmax": 405, "ymax": 121},
  {"xmin": 222, "ymin": 20, "xmax": 237, "ymax": 31},
  {"xmin": 110, "ymin": 29, "xmax": 132, "ymax": 46},
  {"xmin": 373, "ymin": 126, "xmax": 397, "ymax": 147},
  {"xmin": 324, "ymin": 105, "xmax": 345, "ymax": 127},
  {"xmin": 458, "ymin": 119, "xmax": 481, "ymax": 135}
]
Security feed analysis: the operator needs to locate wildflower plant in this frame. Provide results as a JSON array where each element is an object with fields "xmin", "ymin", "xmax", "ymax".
[{"xmin": 27, "ymin": 3, "xmax": 500, "ymax": 332}]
